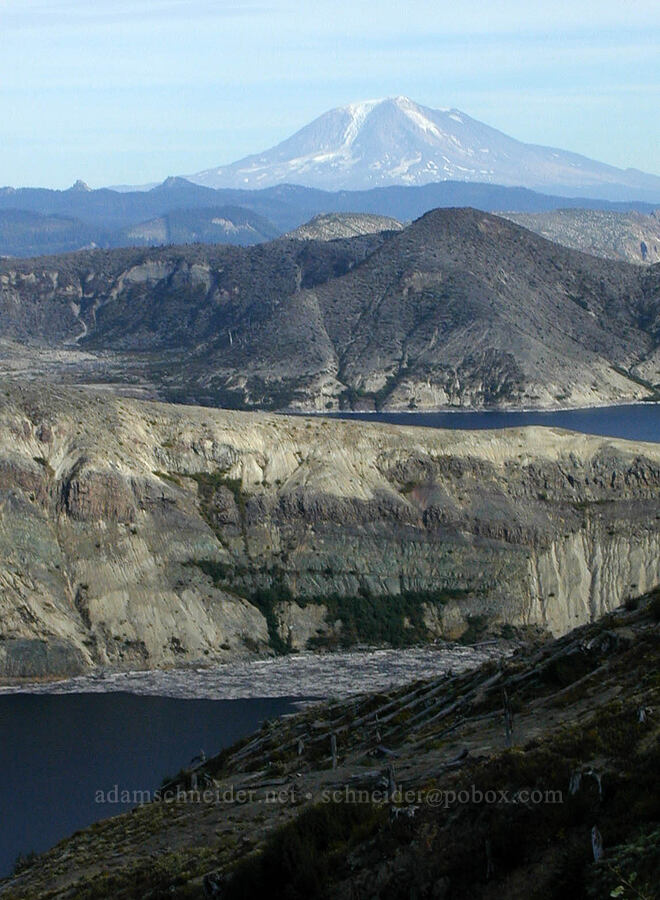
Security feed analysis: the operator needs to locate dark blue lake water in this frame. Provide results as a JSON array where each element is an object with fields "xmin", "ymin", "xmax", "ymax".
[
  {"xmin": 0, "ymin": 693, "xmax": 297, "ymax": 878},
  {"xmin": 326, "ymin": 403, "xmax": 660, "ymax": 443}
]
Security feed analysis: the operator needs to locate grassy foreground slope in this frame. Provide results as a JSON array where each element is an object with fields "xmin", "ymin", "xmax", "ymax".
[{"xmin": 3, "ymin": 590, "xmax": 659, "ymax": 899}]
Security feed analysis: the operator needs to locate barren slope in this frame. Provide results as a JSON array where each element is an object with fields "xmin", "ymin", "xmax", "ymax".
[{"xmin": 1, "ymin": 209, "xmax": 659, "ymax": 411}]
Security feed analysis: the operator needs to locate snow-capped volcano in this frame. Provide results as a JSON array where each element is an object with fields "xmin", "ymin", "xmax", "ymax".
[{"xmin": 188, "ymin": 96, "xmax": 660, "ymax": 200}]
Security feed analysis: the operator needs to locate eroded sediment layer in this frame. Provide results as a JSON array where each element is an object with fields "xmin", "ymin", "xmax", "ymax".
[{"xmin": 0, "ymin": 381, "xmax": 658, "ymax": 679}]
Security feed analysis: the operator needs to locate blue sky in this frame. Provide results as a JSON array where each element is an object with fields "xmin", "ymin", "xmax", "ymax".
[{"xmin": 1, "ymin": 0, "xmax": 658, "ymax": 188}]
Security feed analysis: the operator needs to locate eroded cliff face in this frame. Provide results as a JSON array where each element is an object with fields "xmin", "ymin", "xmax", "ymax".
[{"xmin": 0, "ymin": 382, "xmax": 658, "ymax": 680}]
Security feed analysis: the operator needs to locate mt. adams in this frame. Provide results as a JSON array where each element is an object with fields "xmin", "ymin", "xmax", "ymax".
[{"xmin": 189, "ymin": 96, "xmax": 660, "ymax": 200}]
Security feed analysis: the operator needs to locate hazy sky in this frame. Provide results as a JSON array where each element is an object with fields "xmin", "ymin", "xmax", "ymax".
[{"xmin": 1, "ymin": 0, "xmax": 658, "ymax": 188}]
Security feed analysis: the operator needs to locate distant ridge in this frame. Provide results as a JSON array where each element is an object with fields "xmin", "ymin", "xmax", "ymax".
[{"xmin": 1, "ymin": 177, "xmax": 658, "ymax": 256}]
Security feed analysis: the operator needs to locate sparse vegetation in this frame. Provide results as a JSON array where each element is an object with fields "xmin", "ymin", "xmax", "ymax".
[
  {"xmin": 11, "ymin": 850, "xmax": 38, "ymax": 876},
  {"xmin": 223, "ymin": 802, "xmax": 385, "ymax": 900},
  {"xmin": 305, "ymin": 588, "xmax": 468, "ymax": 649},
  {"xmin": 152, "ymin": 470, "xmax": 182, "ymax": 486}
]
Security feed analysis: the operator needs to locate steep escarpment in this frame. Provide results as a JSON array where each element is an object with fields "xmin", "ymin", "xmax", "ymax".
[
  {"xmin": 0, "ymin": 382, "xmax": 658, "ymax": 681},
  {"xmin": 1, "ymin": 209, "xmax": 658, "ymax": 410}
]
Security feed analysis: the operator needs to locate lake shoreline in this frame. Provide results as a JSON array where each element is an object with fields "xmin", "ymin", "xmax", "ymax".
[
  {"xmin": 0, "ymin": 693, "xmax": 301, "ymax": 879},
  {"xmin": 281, "ymin": 401, "xmax": 660, "ymax": 445},
  {"xmin": 285, "ymin": 399, "xmax": 660, "ymax": 417}
]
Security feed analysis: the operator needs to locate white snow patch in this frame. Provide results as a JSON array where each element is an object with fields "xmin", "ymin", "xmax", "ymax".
[
  {"xmin": 342, "ymin": 98, "xmax": 383, "ymax": 147},
  {"xmin": 388, "ymin": 153, "xmax": 423, "ymax": 176},
  {"xmin": 397, "ymin": 98, "xmax": 446, "ymax": 141}
]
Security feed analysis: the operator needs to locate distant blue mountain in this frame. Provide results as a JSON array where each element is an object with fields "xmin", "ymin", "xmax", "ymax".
[
  {"xmin": 1, "ymin": 175, "xmax": 658, "ymax": 257},
  {"xmin": 189, "ymin": 96, "xmax": 660, "ymax": 202}
]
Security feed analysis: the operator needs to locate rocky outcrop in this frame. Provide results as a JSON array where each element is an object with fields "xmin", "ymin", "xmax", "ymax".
[
  {"xmin": 0, "ymin": 381, "xmax": 658, "ymax": 680},
  {"xmin": 286, "ymin": 213, "xmax": 404, "ymax": 241}
]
